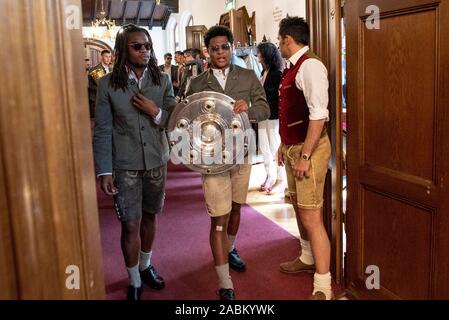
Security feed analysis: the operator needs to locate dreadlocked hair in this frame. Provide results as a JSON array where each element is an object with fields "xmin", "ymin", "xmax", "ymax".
[{"xmin": 109, "ymin": 24, "xmax": 161, "ymax": 91}]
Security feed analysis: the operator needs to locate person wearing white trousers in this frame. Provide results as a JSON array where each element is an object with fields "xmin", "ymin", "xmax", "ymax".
[
  {"xmin": 257, "ymin": 42, "xmax": 285, "ymax": 194},
  {"xmin": 258, "ymin": 119, "xmax": 284, "ymax": 193}
]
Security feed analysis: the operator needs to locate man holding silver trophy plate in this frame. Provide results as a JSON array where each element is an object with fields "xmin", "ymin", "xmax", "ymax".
[{"xmin": 168, "ymin": 26, "xmax": 270, "ymax": 300}]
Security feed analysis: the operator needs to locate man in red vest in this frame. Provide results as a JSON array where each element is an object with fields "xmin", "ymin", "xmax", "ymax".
[{"xmin": 276, "ymin": 16, "xmax": 333, "ymax": 300}]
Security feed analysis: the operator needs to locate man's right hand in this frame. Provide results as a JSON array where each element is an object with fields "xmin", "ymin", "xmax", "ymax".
[{"xmin": 100, "ymin": 175, "xmax": 118, "ymax": 196}]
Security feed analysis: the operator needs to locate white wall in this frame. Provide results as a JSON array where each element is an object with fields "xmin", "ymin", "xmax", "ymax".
[
  {"xmin": 148, "ymin": 27, "xmax": 167, "ymax": 65},
  {"xmin": 237, "ymin": 0, "xmax": 306, "ymax": 43},
  {"xmin": 179, "ymin": 0, "xmax": 224, "ymax": 30},
  {"xmin": 178, "ymin": 0, "xmax": 306, "ymax": 44},
  {"xmin": 82, "ymin": 1, "xmax": 306, "ymax": 66}
]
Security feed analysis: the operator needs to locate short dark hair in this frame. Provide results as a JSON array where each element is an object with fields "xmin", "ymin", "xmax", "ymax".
[
  {"xmin": 183, "ymin": 48, "xmax": 194, "ymax": 57},
  {"xmin": 278, "ymin": 16, "xmax": 310, "ymax": 46},
  {"xmin": 192, "ymin": 48, "xmax": 201, "ymax": 58},
  {"xmin": 204, "ymin": 25, "xmax": 234, "ymax": 48},
  {"xmin": 101, "ymin": 49, "xmax": 111, "ymax": 55},
  {"xmin": 174, "ymin": 51, "xmax": 184, "ymax": 56},
  {"xmin": 164, "ymin": 53, "xmax": 172, "ymax": 58},
  {"xmin": 257, "ymin": 42, "xmax": 283, "ymax": 71}
]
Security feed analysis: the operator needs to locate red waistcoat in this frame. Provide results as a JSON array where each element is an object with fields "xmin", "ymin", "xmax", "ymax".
[{"xmin": 279, "ymin": 52, "xmax": 312, "ymax": 145}]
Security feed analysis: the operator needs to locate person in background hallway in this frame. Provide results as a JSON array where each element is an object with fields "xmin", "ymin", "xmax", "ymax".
[
  {"xmin": 276, "ymin": 17, "xmax": 333, "ymax": 300},
  {"xmin": 174, "ymin": 50, "xmax": 185, "ymax": 85},
  {"xmin": 158, "ymin": 52, "xmax": 179, "ymax": 96},
  {"xmin": 202, "ymin": 45, "xmax": 210, "ymax": 70},
  {"xmin": 231, "ymin": 50, "xmax": 247, "ymax": 69},
  {"xmin": 88, "ymin": 49, "xmax": 112, "ymax": 118},
  {"xmin": 93, "ymin": 24, "xmax": 176, "ymax": 301},
  {"xmin": 256, "ymin": 42, "xmax": 285, "ymax": 195},
  {"xmin": 176, "ymin": 48, "xmax": 204, "ymax": 101},
  {"xmin": 186, "ymin": 25, "xmax": 270, "ymax": 300}
]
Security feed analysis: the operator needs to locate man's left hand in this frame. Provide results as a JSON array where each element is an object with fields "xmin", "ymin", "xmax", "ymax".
[
  {"xmin": 293, "ymin": 159, "xmax": 311, "ymax": 179},
  {"xmin": 132, "ymin": 93, "xmax": 160, "ymax": 117},
  {"xmin": 233, "ymin": 100, "xmax": 249, "ymax": 114}
]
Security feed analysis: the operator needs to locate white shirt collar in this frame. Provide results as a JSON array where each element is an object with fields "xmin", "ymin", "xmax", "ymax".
[
  {"xmin": 211, "ymin": 67, "xmax": 230, "ymax": 77},
  {"xmin": 126, "ymin": 65, "xmax": 149, "ymax": 81},
  {"xmin": 287, "ymin": 46, "xmax": 310, "ymax": 68}
]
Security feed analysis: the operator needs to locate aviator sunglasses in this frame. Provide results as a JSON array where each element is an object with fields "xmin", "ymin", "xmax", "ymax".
[
  {"xmin": 128, "ymin": 42, "xmax": 152, "ymax": 51},
  {"xmin": 209, "ymin": 43, "xmax": 231, "ymax": 52}
]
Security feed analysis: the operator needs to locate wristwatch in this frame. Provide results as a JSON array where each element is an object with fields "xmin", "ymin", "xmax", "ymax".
[{"xmin": 301, "ymin": 153, "xmax": 311, "ymax": 161}]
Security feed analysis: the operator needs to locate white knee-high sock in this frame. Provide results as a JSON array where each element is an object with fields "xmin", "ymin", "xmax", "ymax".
[
  {"xmin": 215, "ymin": 264, "xmax": 233, "ymax": 289},
  {"xmin": 126, "ymin": 264, "xmax": 142, "ymax": 288},
  {"xmin": 313, "ymin": 272, "xmax": 332, "ymax": 300},
  {"xmin": 139, "ymin": 251, "xmax": 152, "ymax": 271},
  {"xmin": 299, "ymin": 237, "xmax": 315, "ymax": 265}
]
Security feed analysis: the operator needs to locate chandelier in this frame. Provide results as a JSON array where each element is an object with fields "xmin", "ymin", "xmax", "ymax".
[{"xmin": 91, "ymin": 0, "xmax": 116, "ymax": 40}]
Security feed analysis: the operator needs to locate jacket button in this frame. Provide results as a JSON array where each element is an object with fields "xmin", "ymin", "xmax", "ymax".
[
  {"xmin": 143, "ymin": 142, "xmax": 147, "ymax": 147},
  {"xmin": 141, "ymin": 126, "xmax": 145, "ymax": 131}
]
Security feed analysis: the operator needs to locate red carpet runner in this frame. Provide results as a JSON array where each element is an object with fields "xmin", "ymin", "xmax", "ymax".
[{"xmin": 98, "ymin": 162, "xmax": 339, "ymax": 300}]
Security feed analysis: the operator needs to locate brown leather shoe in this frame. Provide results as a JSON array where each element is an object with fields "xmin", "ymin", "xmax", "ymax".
[
  {"xmin": 309, "ymin": 291, "xmax": 334, "ymax": 300},
  {"xmin": 279, "ymin": 257, "xmax": 315, "ymax": 274}
]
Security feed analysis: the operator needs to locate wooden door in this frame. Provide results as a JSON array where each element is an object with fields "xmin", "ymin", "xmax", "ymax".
[
  {"xmin": 346, "ymin": 0, "xmax": 449, "ymax": 299},
  {"xmin": 0, "ymin": 0, "xmax": 105, "ymax": 299},
  {"xmin": 186, "ymin": 25, "xmax": 208, "ymax": 51}
]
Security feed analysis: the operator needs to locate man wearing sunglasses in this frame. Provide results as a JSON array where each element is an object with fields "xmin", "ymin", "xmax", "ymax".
[
  {"xmin": 185, "ymin": 25, "xmax": 270, "ymax": 300},
  {"xmin": 176, "ymin": 48, "xmax": 204, "ymax": 101},
  {"xmin": 158, "ymin": 53, "xmax": 179, "ymax": 95},
  {"xmin": 93, "ymin": 24, "xmax": 176, "ymax": 301}
]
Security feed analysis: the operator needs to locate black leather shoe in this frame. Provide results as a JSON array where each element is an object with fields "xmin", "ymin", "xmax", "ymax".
[
  {"xmin": 140, "ymin": 265, "xmax": 165, "ymax": 290},
  {"xmin": 218, "ymin": 288, "xmax": 235, "ymax": 300},
  {"xmin": 127, "ymin": 286, "xmax": 143, "ymax": 301},
  {"xmin": 229, "ymin": 248, "xmax": 246, "ymax": 272}
]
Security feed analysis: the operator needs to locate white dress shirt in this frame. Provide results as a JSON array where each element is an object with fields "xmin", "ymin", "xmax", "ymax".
[
  {"xmin": 212, "ymin": 67, "xmax": 230, "ymax": 90},
  {"xmin": 286, "ymin": 46, "xmax": 329, "ymax": 121},
  {"xmin": 163, "ymin": 65, "xmax": 172, "ymax": 81},
  {"xmin": 102, "ymin": 63, "xmax": 111, "ymax": 74}
]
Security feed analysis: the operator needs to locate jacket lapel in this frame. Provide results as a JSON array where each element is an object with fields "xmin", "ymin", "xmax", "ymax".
[
  {"xmin": 224, "ymin": 64, "xmax": 238, "ymax": 94},
  {"xmin": 205, "ymin": 69, "xmax": 225, "ymax": 93},
  {"xmin": 140, "ymin": 71, "xmax": 159, "ymax": 97}
]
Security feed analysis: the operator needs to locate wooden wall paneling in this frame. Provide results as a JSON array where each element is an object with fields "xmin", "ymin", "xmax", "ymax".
[
  {"xmin": 186, "ymin": 25, "xmax": 208, "ymax": 50},
  {"xmin": 345, "ymin": 0, "xmax": 449, "ymax": 299},
  {"xmin": 0, "ymin": 144, "xmax": 18, "ymax": 299},
  {"xmin": 0, "ymin": 0, "xmax": 105, "ymax": 299}
]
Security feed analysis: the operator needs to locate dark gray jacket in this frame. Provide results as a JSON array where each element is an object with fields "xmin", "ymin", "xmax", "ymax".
[{"xmin": 93, "ymin": 72, "xmax": 176, "ymax": 175}]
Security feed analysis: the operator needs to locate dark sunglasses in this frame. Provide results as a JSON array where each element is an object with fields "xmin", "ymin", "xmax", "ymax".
[
  {"xmin": 128, "ymin": 42, "xmax": 152, "ymax": 51},
  {"xmin": 209, "ymin": 43, "xmax": 231, "ymax": 52}
]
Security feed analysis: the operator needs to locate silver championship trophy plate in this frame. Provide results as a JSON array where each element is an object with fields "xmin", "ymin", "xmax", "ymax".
[{"xmin": 168, "ymin": 91, "xmax": 254, "ymax": 175}]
